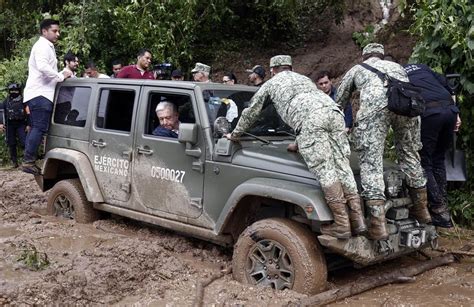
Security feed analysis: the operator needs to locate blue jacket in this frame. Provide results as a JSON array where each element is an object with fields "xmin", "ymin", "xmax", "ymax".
[
  {"xmin": 330, "ymin": 87, "xmax": 353, "ymax": 128},
  {"xmin": 152, "ymin": 126, "xmax": 178, "ymax": 138},
  {"xmin": 404, "ymin": 64, "xmax": 458, "ymax": 117}
]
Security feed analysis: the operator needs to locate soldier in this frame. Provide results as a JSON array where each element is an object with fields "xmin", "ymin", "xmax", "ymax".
[
  {"xmin": 191, "ymin": 63, "xmax": 211, "ymax": 83},
  {"xmin": 227, "ymin": 55, "xmax": 367, "ymax": 238},
  {"xmin": 336, "ymin": 43, "xmax": 431, "ymax": 240}
]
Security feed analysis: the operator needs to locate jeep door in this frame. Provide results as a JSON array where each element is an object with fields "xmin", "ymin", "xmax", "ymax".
[
  {"xmin": 131, "ymin": 87, "xmax": 204, "ymax": 218},
  {"xmin": 88, "ymin": 85, "xmax": 140, "ymax": 205}
]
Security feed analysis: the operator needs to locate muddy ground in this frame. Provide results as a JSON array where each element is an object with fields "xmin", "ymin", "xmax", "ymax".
[{"xmin": 0, "ymin": 169, "xmax": 473, "ymax": 306}]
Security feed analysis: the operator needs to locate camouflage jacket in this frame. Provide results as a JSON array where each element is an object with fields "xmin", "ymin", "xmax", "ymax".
[
  {"xmin": 335, "ymin": 57, "xmax": 409, "ymax": 122},
  {"xmin": 232, "ymin": 71, "xmax": 337, "ymax": 136}
]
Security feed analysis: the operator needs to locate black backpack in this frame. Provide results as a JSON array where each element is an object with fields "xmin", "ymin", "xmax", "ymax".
[
  {"xmin": 360, "ymin": 63, "xmax": 425, "ymax": 117},
  {"xmin": 6, "ymin": 96, "xmax": 26, "ymax": 121}
]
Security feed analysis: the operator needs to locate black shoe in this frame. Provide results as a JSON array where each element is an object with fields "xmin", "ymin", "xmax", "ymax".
[
  {"xmin": 431, "ymin": 212, "xmax": 453, "ymax": 228},
  {"xmin": 21, "ymin": 162, "xmax": 41, "ymax": 175}
]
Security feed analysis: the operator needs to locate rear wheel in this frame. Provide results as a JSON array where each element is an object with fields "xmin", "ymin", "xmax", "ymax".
[
  {"xmin": 47, "ymin": 179, "xmax": 99, "ymax": 223},
  {"xmin": 232, "ymin": 217, "xmax": 327, "ymax": 294}
]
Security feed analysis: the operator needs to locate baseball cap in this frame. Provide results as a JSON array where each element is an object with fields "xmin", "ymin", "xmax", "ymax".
[
  {"xmin": 246, "ymin": 65, "xmax": 266, "ymax": 78},
  {"xmin": 171, "ymin": 69, "xmax": 183, "ymax": 77},
  {"xmin": 269, "ymin": 55, "xmax": 292, "ymax": 68}
]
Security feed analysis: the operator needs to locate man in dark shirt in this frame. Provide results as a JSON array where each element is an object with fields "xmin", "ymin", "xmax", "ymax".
[
  {"xmin": 117, "ymin": 48, "xmax": 155, "ymax": 80},
  {"xmin": 315, "ymin": 70, "xmax": 353, "ymax": 131},
  {"xmin": 404, "ymin": 63, "xmax": 460, "ymax": 228},
  {"xmin": 0, "ymin": 83, "xmax": 28, "ymax": 168},
  {"xmin": 152, "ymin": 101, "xmax": 180, "ymax": 138},
  {"xmin": 246, "ymin": 65, "xmax": 266, "ymax": 86}
]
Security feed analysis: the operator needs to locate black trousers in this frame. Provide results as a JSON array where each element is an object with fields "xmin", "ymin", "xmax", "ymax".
[
  {"xmin": 5, "ymin": 120, "xmax": 27, "ymax": 164},
  {"xmin": 419, "ymin": 108, "xmax": 457, "ymax": 208}
]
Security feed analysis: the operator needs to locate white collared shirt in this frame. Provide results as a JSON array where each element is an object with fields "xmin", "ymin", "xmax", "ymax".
[{"xmin": 24, "ymin": 36, "xmax": 64, "ymax": 103}]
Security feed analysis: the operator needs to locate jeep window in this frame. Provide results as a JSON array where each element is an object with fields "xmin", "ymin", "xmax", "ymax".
[
  {"xmin": 54, "ymin": 86, "xmax": 91, "ymax": 127},
  {"xmin": 96, "ymin": 89, "xmax": 135, "ymax": 133},
  {"xmin": 145, "ymin": 92, "xmax": 195, "ymax": 137},
  {"xmin": 202, "ymin": 89, "xmax": 293, "ymax": 137}
]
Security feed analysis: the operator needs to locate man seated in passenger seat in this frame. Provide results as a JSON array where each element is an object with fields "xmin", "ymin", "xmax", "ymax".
[{"xmin": 152, "ymin": 101, "xmax": 180, "ymax": 138}]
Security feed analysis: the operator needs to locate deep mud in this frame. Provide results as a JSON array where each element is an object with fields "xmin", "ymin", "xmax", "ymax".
[{"xmin": 1, "ymin": 169, "xmax": 473, "ymax": 306}]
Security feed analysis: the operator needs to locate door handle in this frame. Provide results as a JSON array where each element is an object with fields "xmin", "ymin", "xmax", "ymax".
[
  {"xmin": 137, "ymin": 147, "xmax": 153, "ymax": 155},
  {"xmin": 91, "ymin": 139, "xmax": 106, "ymax": 148}
]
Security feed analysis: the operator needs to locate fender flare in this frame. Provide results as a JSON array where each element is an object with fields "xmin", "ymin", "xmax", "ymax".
[
  {"xmin": 215, "ymin": 177, "xmax": 332, "ymax": 234},
  {"xmin": 42, "ymin": 148, "xmax": 104, "ymax": 203}
]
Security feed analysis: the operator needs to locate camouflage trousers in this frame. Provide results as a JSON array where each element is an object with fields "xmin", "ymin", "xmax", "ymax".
[
  {"xmin": 351, "ymin": 108, "xmax": 426, "ymax": 200},
  {"xmin": 297, "ymin": 108, "xmax": 358, "ymax": 194}
]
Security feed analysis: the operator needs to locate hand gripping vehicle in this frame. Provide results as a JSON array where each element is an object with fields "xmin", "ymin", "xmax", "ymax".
[{"xmin": 36, "ymin": 78, "xmax": 438, "ymax": 294}]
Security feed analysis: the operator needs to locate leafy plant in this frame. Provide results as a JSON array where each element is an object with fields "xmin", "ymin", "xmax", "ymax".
[
  {"xmin": 352, "ymin": 24, "xmax": 376, "ymax": 48},
  {"xmin": 17, "ymin": 244, "xmax": 50, "ymax": 271}
]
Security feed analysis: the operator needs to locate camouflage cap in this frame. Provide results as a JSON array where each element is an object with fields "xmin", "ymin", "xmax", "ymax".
[
  {"xmin": 362, "ymin": 43, "xmax": 385, "ymax": 56},
  {"xmin": 191, "ymin": 62, "xmax": 211, "ymax": 73},
  {"xmin": 269, "ymin": 55, "xmax": 292, "ymax": 68}
]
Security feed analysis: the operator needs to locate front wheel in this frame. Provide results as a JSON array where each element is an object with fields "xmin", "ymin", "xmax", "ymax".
[
  {"xmin": 232, "ymin": 217, "xmax": 327, "ymax": 294},
  {"xmin": 47, "ymin": 179, "xmax": 99, "ymax": 223}
]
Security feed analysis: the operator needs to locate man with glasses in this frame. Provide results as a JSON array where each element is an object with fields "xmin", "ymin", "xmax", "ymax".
[{"xmin": 222, "ymin": 72, "xmax": 237, "ymax": 85}]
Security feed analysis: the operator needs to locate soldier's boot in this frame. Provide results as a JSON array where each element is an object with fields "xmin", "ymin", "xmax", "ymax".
[
  {"xmin": 366, "ymin": 199, "xmax": 389, "ymax": 241},
  {"xmin": 344, "ymin": 191, "xmax": 368, "ymax": 235},
  {"xmin": 430, "ymin": 201, "xmax": 453, "ymax": 228},
  {"xmin": 320, "ymin": 182, "xmax": 351, "ymax": 239},
  {"xmin": 408, "ymin": 187, "xmax": 432, "ymax": 224}
]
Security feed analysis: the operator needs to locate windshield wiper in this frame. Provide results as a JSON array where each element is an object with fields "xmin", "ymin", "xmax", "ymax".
[
  {"xmin": 267, "ymin": 129, "xmax": 296, "ymax": 138},
  {"xmin": 242, "ymin": 132, "xmax": 270, "ymax": 144}
]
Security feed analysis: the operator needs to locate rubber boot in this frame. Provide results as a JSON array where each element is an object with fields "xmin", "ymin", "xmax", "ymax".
[
  {"xmin": 320, "ymin": 182, "xmax": 351, "ymax": 239},
  {"xmin": 408, "ymin": 187, "xmax": 432, "ymax": 224},
  {"xmin": 430, "ymin": 202, "xmax": 453, "ymax": 228},
  {"xmin": 344, "ymin": 190, "xmax": 368, "ymax": 235},
  {"xmin": 366, "ymin": 199, "xmax": 389, "ymax": 240}
]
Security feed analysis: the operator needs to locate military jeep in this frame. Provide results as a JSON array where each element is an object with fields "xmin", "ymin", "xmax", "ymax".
[{"xmin": 36, "ymin": 78, "xmax": 437, "ymax": 294}]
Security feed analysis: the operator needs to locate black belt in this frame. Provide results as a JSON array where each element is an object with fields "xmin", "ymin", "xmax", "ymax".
[{"xmin": 425, "ymin": 101, "xmax": 454, "ymax": 108}]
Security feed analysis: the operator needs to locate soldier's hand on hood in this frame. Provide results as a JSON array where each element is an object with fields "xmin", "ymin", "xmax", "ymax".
[{"xmin": 287, "ymin": 142, "xmax": 298, "ymax": 152}]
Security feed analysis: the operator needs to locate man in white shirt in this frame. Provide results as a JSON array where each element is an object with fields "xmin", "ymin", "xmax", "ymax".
[
  {"xmin": 61, "ymin": 51, "xmax": 79, "ymax": 78},
  {"xmin": 84, "ymin": 61, "xmax": 111, "ymax": 78},
  {"xmin": 22, "ymin": 19, "xmax": 72, "ymax": 175}
]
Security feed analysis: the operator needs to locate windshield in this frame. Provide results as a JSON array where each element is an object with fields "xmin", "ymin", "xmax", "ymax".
[{"xmin": 203, "ymin": 89, "xmax": 293, "ymax": 137}]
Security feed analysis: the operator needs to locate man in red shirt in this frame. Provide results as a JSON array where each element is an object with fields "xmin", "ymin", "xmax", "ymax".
[{"xmin": 117, "ymin": 48, "xmax": 155, "ymax": 79}]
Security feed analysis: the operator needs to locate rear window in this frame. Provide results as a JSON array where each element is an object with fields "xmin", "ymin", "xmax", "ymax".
[{"xmin": 54, "ymin": 86, "xmax": 91, "ymax": 127}]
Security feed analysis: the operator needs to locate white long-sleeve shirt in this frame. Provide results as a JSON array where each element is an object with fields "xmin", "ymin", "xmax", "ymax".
[{"xmin": 23, "ymin": 36, "xmax": 64, "ymax": 103}]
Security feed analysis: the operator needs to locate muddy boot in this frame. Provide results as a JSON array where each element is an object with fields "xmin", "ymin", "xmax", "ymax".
[
  {"xmin": 320, "ymin": 182, "xmax": 351, "ymax": 239},
  {"xmin": 430, "ymin": 202, "xmax": 453, "ymax": 228},
  {"xmin": 366, "ymin": 199, "xmax": 389, "ymax": 240},
  {"xmin": 345, "ymin": 192, "xmax": 368, "ymax": 236},
  {"xmin": 408, "ymin": 187, "xmax": 432, "ymax": 224}
]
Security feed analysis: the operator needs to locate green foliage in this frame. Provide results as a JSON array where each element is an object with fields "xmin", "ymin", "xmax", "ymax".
[
  {"xmin": 447, "ymin": 189, "xmax": 474, "ymax": 229},
  {"xmin": 352, "ymin": 24, "xmax": 376, "ymax": 48},
  {"xmin": 17, "ymin": 243, "xmax": 50, "ymax": 271}
]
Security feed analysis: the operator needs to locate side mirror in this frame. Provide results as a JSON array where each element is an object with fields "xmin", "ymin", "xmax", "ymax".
[{"xmin": 178, "ymin": 123, "xmax": 198, "ymax": 145}]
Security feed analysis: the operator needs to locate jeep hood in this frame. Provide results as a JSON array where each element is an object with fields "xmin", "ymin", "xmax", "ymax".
[{"xmin": 231, "ymin": 143, "xmax": 362, "ymax": 179}]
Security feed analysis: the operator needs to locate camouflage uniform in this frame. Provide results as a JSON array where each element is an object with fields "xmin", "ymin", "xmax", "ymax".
[
  {"xmin": 335, "ymin": 48, "xmax": 426, "ymax": 201},
  {"xmin": 232, "ymin": 70, "xmax": 358, "ymax": 195}
]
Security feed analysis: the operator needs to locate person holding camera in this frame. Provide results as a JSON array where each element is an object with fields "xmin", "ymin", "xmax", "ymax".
[
  {"xmin": 0, "ymin": 83, "xmax": 28, "ymax": 168},
  {"xmin": 117, "ymin": 48, "xmax": 155, "ymax": 80}
]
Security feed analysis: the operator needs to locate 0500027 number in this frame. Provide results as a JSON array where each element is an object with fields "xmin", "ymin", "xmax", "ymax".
[{"xmin": 151, "ymin": 166, "xmax": 186, "ymax": 183}]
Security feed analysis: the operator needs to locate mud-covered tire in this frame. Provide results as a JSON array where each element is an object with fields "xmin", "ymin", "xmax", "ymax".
[
  {"xmin": 232, "ymin": 217, "xmax": 327, "ymax": 295},
  {"xmin": 47, "ymin": 179, "xmax": 99, "ymax": 223}
]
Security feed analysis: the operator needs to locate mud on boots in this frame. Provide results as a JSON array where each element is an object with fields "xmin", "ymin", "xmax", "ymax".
[
  {"xmin": 408, "ymin": 187, "xmax": 432, "ymax": 224},
  {"xmin": 366, "ymin": 199, "xmax": 389, "ymax": 240},
  {"xmin": 343, "ymin": 188, "xmax": 368, "ymax": 235},
  {"xmin": 320, "ymin": 182, "xmax": 351, "ymax": 239}
]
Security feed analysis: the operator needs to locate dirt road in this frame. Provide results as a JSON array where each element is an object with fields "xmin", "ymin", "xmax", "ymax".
[{"xmin": 1, "ymin": 169, "xmax": 472, "ymax": 305}]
